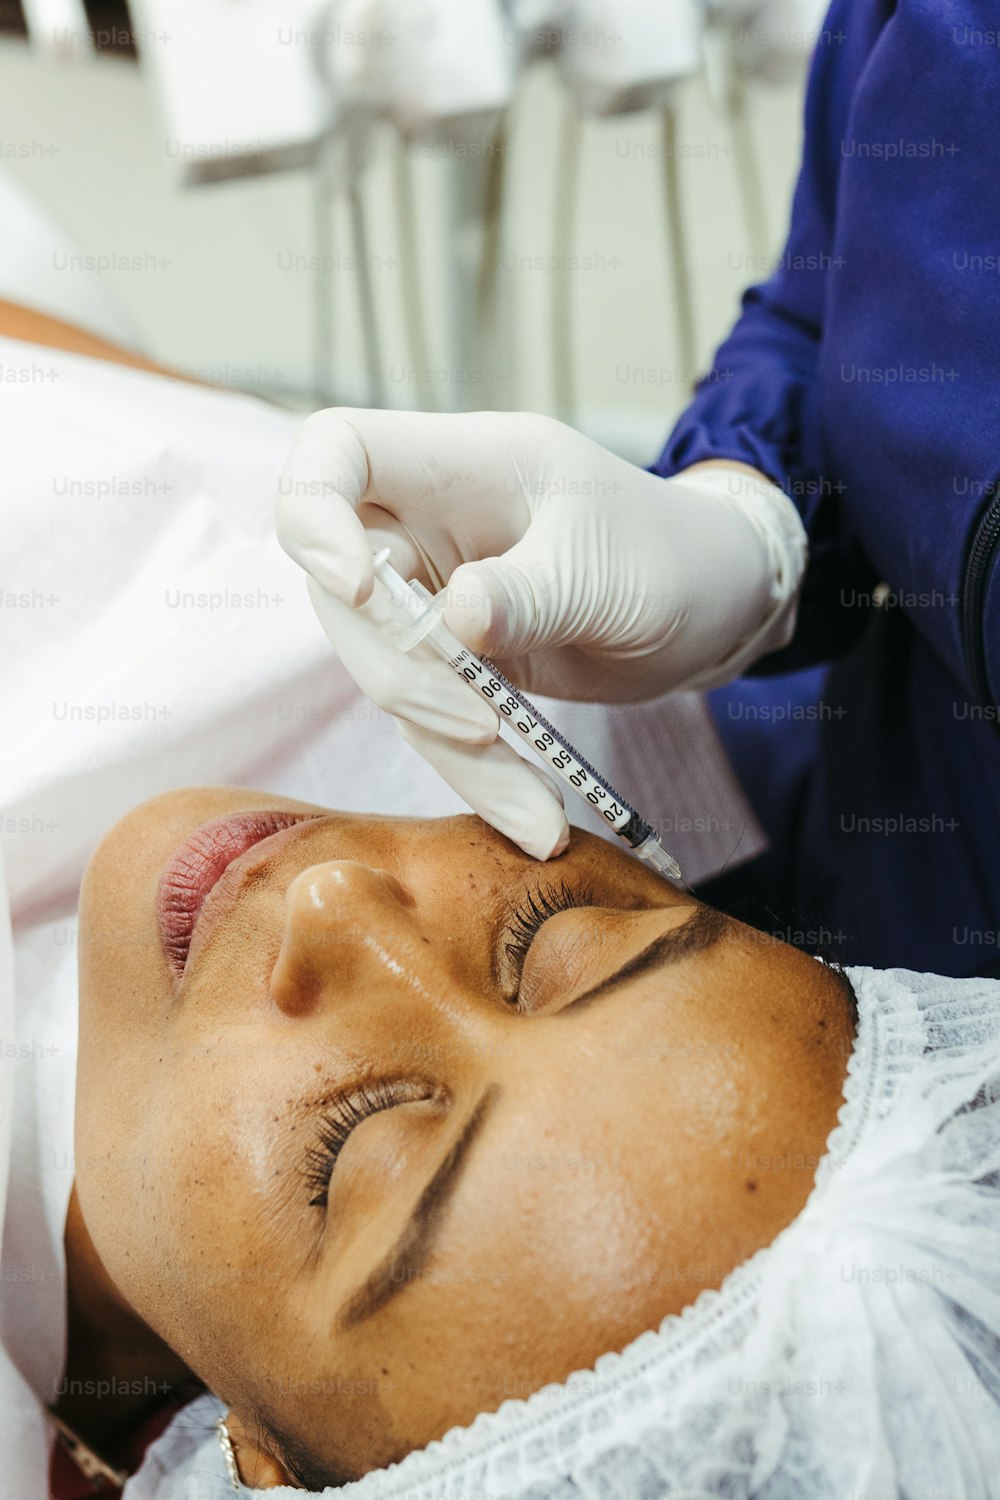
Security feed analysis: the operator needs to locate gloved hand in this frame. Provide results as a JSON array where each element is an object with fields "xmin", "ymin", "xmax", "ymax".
[{"xmin": 276, "ymin": 409, "xmax": 806, "ymax": 858}]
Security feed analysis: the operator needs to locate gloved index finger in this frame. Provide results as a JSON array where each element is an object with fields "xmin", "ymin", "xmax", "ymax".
[
  {"xmin": 276, "ymin": 409, "xmax": 375, "ymax": 606},
  {"xmin": 280, "ymin": 407, "xmax": 540, "ymax": 602}
]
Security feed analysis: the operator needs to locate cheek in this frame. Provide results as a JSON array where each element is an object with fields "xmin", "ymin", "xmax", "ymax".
[
  {"xmin": 78, "ymin": 1063, "xmax": 254, "ymax": 1347},
  {"xmin": 465, "ymin": 1129, "xmax": 674, "ymax": 1378},
  {"xmin": 360, "ymin": 1118, "xmax": 668, "ymax": 1446},
  {"xmin": 75, "ymin": 1099, "xmax": 186, "ymax": 1349}
]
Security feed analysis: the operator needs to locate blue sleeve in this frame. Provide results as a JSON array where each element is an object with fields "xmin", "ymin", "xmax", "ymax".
[{"xmin": 652, "ymin": 0, "xmax": 892, "ymax": 514}]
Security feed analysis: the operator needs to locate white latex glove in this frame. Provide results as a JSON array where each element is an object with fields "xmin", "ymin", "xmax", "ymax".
[{"xmin": 277, "ymin": 409, "xmax": 806, "ymax": 858}]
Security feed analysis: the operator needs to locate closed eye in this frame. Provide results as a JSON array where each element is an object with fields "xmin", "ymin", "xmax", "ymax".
[
  {"xmin": 502, "ymin": 880, "xmax": 596, "ymax": 1002},
  {"xmin": 304, "ymin": 1078, "xmax": 439, "ymax": 1208}
]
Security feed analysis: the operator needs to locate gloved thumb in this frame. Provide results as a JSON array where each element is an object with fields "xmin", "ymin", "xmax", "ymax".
[{"xmin": 443, "ymin": 528, "xmax": 565, "ymax": 659}]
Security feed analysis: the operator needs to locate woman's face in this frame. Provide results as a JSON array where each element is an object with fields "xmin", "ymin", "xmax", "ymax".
[{"xmin": 75, "ymin": 788, "xmax": 854, "ymax": 1484}]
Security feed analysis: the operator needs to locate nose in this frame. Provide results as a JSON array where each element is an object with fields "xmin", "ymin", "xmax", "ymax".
[{"xmin": 270, "ymin": 860, "xmax": 420, "ymax": 1015}]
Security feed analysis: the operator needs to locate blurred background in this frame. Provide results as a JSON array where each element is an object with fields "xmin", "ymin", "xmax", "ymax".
[{"xmin": 0, "ymin": 0, "xmax": 824, "ymax": 459}]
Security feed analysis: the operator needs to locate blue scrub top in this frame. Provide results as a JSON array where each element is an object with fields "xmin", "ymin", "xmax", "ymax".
[{"xmin": 653, "ymin": 0, "xmax": 1000, "ymax": 976}]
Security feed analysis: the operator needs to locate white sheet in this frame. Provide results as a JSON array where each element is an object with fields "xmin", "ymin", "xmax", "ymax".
[{"xmin": 0, "ymin": 335, "xmax": 763, "ymax": 1496}]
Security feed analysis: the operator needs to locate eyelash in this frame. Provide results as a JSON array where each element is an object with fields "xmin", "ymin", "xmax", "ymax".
[
  {"xmin": 304, "ymin": 1079, "xmax": 410, "ymax": 1209},
  {"xmin": 503, "ymin": 879, "xmax": 596, "ymax": 1000}
]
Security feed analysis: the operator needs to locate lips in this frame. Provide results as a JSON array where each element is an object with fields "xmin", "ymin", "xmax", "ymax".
[{"xmin": 156, "ymin": 810, "xmax": 321, "ymax": 979}]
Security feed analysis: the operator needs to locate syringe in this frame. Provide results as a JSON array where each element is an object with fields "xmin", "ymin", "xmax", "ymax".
[{"xmin": 371, "ymin": 548, "xmax": 684, "ymax": 883}]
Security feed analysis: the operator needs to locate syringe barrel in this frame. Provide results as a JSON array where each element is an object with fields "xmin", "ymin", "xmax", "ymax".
[
  {"xmin": 371, "ymin": 551, "xmax": 683, "ymax": 882},
  {"xmin": 617, "ymin": 812, "xmax": 653, "ymax": 849}
]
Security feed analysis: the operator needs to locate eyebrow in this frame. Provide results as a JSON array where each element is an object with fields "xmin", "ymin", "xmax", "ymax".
[
  {"xmin": 337, "ymin": 1083, "xmax": 500, "ymax": 1331},
  {"xmin": 555, "ymin": 902, "xmax": 727, "ymax": 1014}
]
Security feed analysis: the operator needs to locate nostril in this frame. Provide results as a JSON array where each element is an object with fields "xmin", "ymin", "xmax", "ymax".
[{"xmin": 374, "ymin": 869, "xmax": 416, "ymax": 908}]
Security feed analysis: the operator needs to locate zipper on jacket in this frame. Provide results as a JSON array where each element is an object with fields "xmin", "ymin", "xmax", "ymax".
[{"xmin": 961, "ymin": 479, "xmax": 1000, "ymax": 721}]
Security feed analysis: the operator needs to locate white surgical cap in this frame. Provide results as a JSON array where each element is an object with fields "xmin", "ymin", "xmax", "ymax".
[{"xmin": 125, "ymin": 964, "xmax": 1000, "ymax": 1498}]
